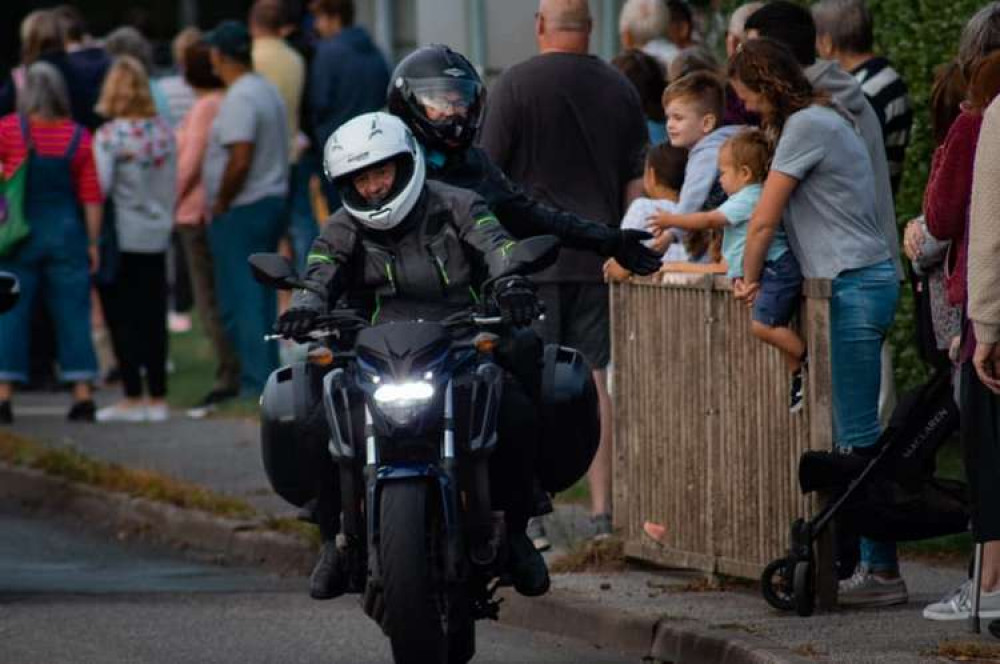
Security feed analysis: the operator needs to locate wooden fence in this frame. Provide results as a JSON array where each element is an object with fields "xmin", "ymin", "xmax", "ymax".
[{"xmin": 610, "ymin": 274, "xmax": 833, "ymax": 580}]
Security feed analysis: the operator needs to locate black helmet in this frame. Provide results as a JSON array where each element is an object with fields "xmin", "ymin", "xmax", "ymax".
[{"xmin": 387, "ymin": 45, "xmax": 485, "ymax": 155}]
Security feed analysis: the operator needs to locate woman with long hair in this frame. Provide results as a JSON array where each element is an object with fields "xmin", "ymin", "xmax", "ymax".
[
  {"xmin": 93, "ymin": 56, "xmax": 176, "ymax": 422},
  {"xmin": 729, "ymin": 38, "xmax": 902, "ymax": 606},
  {"xmin": 0, "ymin": 62, "xmax": 102, "ymax": 422}
]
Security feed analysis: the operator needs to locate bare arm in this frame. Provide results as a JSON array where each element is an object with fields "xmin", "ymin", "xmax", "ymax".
[
  {"xmin": 648, "ymin": 209, "xmax": 726, "ymax": 232},
  {"xmin": 743, "ymin": 171, "xmax": 798, "ymax": 284},
  {"xmin": 212, "ymin": 141, "xmax": 254, "ymax": 216},
  {"xmin": 84, "ymin": 202, "xmax": 102, "ymax": 274}
]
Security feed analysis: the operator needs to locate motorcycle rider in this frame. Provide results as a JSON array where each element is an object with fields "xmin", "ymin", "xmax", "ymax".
[
  {"xmin": 275, "ymin": 111, "xmax": 550, "ymax": 600},
  {"xmin": 386, "ymin": 44, "xmax": 661, "ymax": 278}
]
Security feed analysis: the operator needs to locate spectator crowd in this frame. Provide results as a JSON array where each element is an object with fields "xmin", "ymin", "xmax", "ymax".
[{"xmin": 0, "ymin": 0, "xmax": 999, "ymax": 625}]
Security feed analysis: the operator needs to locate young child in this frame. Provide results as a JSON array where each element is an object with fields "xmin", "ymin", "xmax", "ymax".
[
  {"xmin": 604, "ymin": 142, "xmax": 688, "ymax": 282},
  {"xmin": 654, "ymin": 71, "xmax": 742, "ymax": 261},
  {"xmin": 648, "ymin": 129, "xmax": 808, "ymax": 412}
]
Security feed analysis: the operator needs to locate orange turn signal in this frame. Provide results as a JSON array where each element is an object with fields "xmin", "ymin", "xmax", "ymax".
[
  {"xmin": 307, "ymin": 347, "xmax": 334, "ymax": 367},
  {"xmin": 473, "ymin": 333, "xmax": 499, "ymax": 354}
]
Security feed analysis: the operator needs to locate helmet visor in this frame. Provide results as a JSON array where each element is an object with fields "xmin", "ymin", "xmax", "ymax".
[{"xmin": 409, "ymin": 78, "xmax": 482, "ymax": 124}]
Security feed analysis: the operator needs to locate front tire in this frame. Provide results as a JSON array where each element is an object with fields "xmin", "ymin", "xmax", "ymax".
[{"xmin": 380, "ymin": 480, "xmax": 446, "ymax": 664}]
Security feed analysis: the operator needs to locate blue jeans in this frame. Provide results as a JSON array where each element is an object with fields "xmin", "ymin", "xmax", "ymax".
[
  {"xmin": 208, "ymin": 197, "xmax": 284, "ymax": 396},
  {"xmin": 830, "ymin": 259, "xmax": 900, "ymax": 572}
]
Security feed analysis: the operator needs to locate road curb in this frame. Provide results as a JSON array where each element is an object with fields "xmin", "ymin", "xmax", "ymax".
[
  {"xmin": 1, "ymin": 461, "xmax": 809, "ymax": 663},
  {"xmin": 498, "ymin": 588, "xmax": 814, "ymax": 664},
  {"xmin": 0, "ymin": 462, "xmax": 315, "ymax": 576}
]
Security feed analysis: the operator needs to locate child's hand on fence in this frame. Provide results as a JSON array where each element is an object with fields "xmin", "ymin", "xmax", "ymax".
[
  {"xmin": 650, "ymin": 230, "xmax": 675, "ymax": 254},
  {"xmin": 603, "ymin": 258, "xmax": 632, "ymax": 283},
  {"xmin": 646, "ymin": 210, "xmax": 676, "ymax": 232},
  {"xmin": 733, "ymin": 278, "xmax": 759, "ymax": 306}
]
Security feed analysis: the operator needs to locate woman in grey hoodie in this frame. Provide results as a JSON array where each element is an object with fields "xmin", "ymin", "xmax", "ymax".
[{"xmin": 93, "ymin": 56, "xmax": 176, "ymax": 422}]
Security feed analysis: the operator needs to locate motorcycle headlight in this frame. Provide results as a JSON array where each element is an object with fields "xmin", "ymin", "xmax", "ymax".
[{"xmin": 372, "ymin": 381, "xmax": 435, "ymax": 427}]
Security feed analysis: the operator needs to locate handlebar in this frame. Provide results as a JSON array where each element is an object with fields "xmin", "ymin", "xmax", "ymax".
[{"xmin": 264, "ymin": 309, "xmax": 544, "ymax": 343}]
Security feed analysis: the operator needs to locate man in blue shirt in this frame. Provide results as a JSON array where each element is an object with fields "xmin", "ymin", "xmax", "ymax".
[{"xmin": 308, "ymin": 0, "xmax": 390, "ymax": 209}]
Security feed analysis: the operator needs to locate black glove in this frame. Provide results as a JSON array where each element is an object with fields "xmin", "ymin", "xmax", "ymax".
[
  {"xmin": 274, "ymin": 306, "xmax": 319, "ymax": 338},
  {"xmin": 611, "ymin": 229, "xmax": 662, "ymax": 276},
  {"xmin": 493, "ymin": 276, "xmax": 540, "ymax": 327}
]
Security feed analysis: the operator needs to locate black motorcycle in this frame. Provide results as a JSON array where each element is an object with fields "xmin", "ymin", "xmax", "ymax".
[{"xmin": 251, "ymin": 236, "xmax": 596, "ymax": 664}]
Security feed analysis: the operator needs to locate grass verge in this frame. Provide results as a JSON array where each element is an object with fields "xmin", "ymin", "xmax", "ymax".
[
  {"xmin": 168, "ymin": 319, "xmax": 261, "ymax": 420},
  {"xmin": 0, "ymin": 430, "xmax": 258, "ymax": 520}
]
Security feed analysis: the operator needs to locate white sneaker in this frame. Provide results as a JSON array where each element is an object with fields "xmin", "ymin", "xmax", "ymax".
[
  {"xmin": 838, "ymin": 566, "xmax": 908, "ymax": 607},
  {"xmin": 145, "ymin": 404, "xmax": 169, "ymax": 422},
  {"xmin": 923, "ymin": 580, "xmax": 1000, "ymax": 621},
  {"xmin": 96, "ymin": 403, "xmax": 147, "ymax": 423}
]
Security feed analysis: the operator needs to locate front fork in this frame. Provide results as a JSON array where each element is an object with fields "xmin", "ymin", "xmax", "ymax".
[{"xmin": 359, "ymin": 380, "xmax": 467, "ymax": 587}]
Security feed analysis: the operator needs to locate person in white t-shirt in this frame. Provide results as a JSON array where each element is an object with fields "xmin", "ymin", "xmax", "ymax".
[{"xmin": 604, "ymin": 142, "xmax": 689, "ymax": 281}]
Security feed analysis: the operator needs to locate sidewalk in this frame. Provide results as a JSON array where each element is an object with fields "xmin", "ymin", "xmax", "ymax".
[{"xmin": 8, "ymin": 391, "xmax": 999, "ymax": 663}]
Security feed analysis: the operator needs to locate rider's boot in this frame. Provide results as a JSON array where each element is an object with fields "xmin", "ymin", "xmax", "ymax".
[
  {"xmin": 309, "ymin": 541, "xmax": 348, "ymax": 600},
  {"xmin": 507, "ymin": 524, "xmax": 551, "ymax": 597}
]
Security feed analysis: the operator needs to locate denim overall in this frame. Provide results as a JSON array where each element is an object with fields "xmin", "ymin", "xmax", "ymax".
[{"xmin": 0, "ymin": 117, "xmax": 98, "ymax": 382}]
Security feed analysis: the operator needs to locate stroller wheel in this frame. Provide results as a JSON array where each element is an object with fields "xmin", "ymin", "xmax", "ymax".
[
  {"xmin": 761, "ymin": 557, "xmax": 795, "ymax": 611},
  {"xmin": 793, "ymin": 560, "xmax": 815, "ymax": 617}
]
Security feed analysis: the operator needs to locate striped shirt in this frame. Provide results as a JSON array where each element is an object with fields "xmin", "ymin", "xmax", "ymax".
[
  {"xmin": 852, "ymin": 57, "xmax": 913, "ymax": 196},
  {"xmin": 0, "ymin": 114, "xmax": 102, "ymax": 204}
]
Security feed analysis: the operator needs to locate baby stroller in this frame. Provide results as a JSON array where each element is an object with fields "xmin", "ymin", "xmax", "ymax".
[{"xmin": 761, "ymin": 369, "xmax": 965, "ymax": 616}]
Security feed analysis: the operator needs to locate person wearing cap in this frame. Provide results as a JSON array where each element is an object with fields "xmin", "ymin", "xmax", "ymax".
[{"xmin": 202, "ymin": 20, "xmax": 290, "ymax": 396}]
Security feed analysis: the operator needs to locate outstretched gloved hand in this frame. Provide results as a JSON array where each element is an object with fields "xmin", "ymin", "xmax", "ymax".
[
  {"xmin": 493, "ymin": 276, "xmax": 541, "ymax": 327},
  {"xmin": 611, "ymin": 229, "xmax": 662, "ymax": 276}
]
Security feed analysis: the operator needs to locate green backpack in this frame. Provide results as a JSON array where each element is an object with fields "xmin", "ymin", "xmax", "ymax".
[{"xmin": 0, "ymin": 115, "xmax": 33, "ymax": 257}]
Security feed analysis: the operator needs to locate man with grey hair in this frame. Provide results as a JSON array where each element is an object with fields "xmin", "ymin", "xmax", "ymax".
[
  {"xmin": 619, "ymin": 0, "xmax": 677, "ymax": 70},
  {"xmin": 481, "ymin": 0, "xmax": 648, "ymax": 544},
  {"xmin": 813, "ymin": 0, "xmax": 913, "ymax": 197}
]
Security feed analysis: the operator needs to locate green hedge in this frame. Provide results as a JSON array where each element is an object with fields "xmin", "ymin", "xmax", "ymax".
[
  {"xmin": 714, "ymin": 0, "xmax": 987, "ymax": 391},
  {"xmin": 869, "ymin": 0, "xmax": 985, "ymax": 391}
]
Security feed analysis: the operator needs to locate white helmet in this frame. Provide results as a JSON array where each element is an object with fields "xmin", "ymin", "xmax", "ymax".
[{"xmin": 323, "ymin": 111, "xmax": 426, "ymax": 231}]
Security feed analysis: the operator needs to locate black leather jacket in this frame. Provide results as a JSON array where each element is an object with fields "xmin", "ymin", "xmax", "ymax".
[
  {"xmin": 429, "ymin": 147, "xmax": 622, "ymax": 256},
  {"xmin": 293, "ymin": 180, "xmax": 515, "ymax": 323}
]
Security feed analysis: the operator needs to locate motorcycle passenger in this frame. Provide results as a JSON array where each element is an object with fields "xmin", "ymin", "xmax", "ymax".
[
  {"xmin": 275, "ymin": 111, "xmax": 550, "ymax": 600},
  {"xmin": 387, "ymin": 44, "xmax": 653, "ymax": 534},
  {"xmin": 386, "ymin": 44, "xmax": 661, "ymax": 278}
]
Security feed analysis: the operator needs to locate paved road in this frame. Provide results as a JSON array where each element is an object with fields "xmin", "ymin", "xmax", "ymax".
[{"xmin": 0, "ymin": 501, "xmax": 633, "ymax": 664}]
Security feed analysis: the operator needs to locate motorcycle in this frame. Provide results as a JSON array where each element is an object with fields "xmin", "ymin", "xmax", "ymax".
[{"xmin": 250, "ymin": 236, "xmax": 572, "ymax": 664}]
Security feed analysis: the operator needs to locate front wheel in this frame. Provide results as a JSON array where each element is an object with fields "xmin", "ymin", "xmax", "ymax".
[{"xmin": 380, "ymin": 480, "xmax": 446, "ymax": 664}]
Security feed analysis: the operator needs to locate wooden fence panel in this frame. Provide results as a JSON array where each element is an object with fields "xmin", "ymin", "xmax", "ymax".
[{"xmin": 612, "ymin": 275, "xmax": 831, "ymax": 578}]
